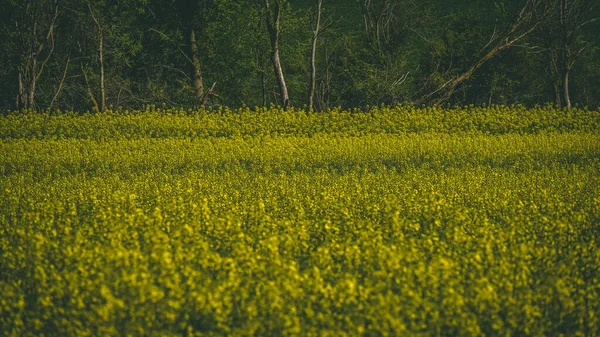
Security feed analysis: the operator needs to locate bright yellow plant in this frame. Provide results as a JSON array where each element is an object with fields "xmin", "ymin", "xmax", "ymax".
[{"xmin": 1, "ymin": 105, "xmax": 599, "ymax": 336}]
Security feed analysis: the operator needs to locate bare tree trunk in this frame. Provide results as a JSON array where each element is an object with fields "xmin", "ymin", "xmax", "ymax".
[
  {"xmin": 357, "ymin": 0, "xmax": 378, "ymax": 40},
  {"xmin": 549, "ymin": 51, "xmax": 562, "ymax": 107},
  {"xmin": 560, "ymin": 0, "xmax": 572, "ymax": 109},
  {"xmin": 99, "ymin": 31, "xmax": 105, "ymax": 111},
  {"xmin": 28, "ymin": 53, "xmax": 38, "ymax": 108},
  {"xmin": 17, "ymin": 70, "xmax": 25, "ymax": 110},
  {"xmin": 201, "ymin": 82, "xmax": 217, "ymax": 106},
  {"xmin": 49, "ymin": 56, "xmax": 70, "ymax": 110},
  {"xmin": 443, "ymin": 43, "xmax": 508, "ymax": 101},
  {"xmin": 357, "ymin": 0, "xmax": 371, "ymax": 36},
  {"xmin": 563, "ymin": 68, "xmax": 571, "ymax": 109},
  {"xmin": 190, "ymin": 29, "xmax": 204, "ymax": 103},
  {"xmin": 556, "ymin": 0, "xmax": 599, "ymax": 109},
  {"xmin": 89, "ymin": 3, "xmax": 105, "ymax": 111},
  {"xmin": 19, "ymin": 4, "xmax": 59, "ymax": 110},
  {"xmin": 272, "ymin": 49, "xmax": 290, "ymax": 108},
  {"xmin": 81, "ymin": 63, "xmax": 100, "ymax": 112},
  {"xmin": 554, "ymin": 82, "xmax": 562, "ymax": 107},
  {"xmin": 309, "ymin": 0, "xmax": 323, "ymax": 110},
  {"xmin": 262, "ymin": 71, "xmax": 267, "ymax": 106},
  {"xmin": 265, "ymin": 0, "xmax": 290, "ymax": 108}
]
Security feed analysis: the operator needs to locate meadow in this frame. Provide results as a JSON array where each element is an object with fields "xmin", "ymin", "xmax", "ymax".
[{"xmin": 1, "ymin": 105, "xmax": 599, "ymax": 336}]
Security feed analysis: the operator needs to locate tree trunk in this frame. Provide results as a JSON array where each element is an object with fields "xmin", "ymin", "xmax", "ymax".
[
  {"xmin": 261, "ymin": 71, "xmax": 266, "ymax": 106},
  {"xmin": 17, "ymin": 70, "xmax": 25, "ymax": 110},
  {"xmin": 308, "ymin": 0, "xmax": 323, "ymax": 110},
  {"xmin": 271, "ymin": 49, "xmax": 290, "ymax": 108},
  {"xmin": 554, "ymin": 81, "xmax": 562, "ymax": 107},
  {"xmin": 81, "ymin": 63, "xmax": 100, "ymax": 112},
  {"xmin": 560, "ymin": 0, "xmax": 572, "ymax": 109},
  {"xmin": 17, "ymin": 3, "xmax": 59, "ymax": 110},
  {"xmin": 190, "ymin": 29, "xmax": 204, "ymax": 103},
  {"xmin": 89, "ymin": 3, "xmax": 105, "ymax": 111},
  {"xmin": 99, "ymin": 31, "xmax": 105, "ymax": 112},
  {"xmin": 265, "ymin": 0, "xmax": 290, "ymax": 108},
  {"xmin": 563, "ymin": 68, "xmax": 571, "ymax": 109},
  {"xmin": 49, "ymin": 56, "xmax": 70, "ymax": 110},
  {"xmin": 549, "ymin": 51, "xmax": 562, "ymax": 107},
  {"xmin": 28, "ymin": 52, "xmax": 38, "ymax": 108},
  {"xmin": 420, "ymin": 41, "xmax": 510, "ymax": 104},
  {"xmin": 420, "ymin": 0, "xmax": 550, "ymax": 104}
]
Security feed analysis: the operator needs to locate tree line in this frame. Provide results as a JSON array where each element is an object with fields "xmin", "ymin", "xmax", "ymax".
[{"xmin": 1, "ymin": 0, "xmax": 599, "ymax": 112}]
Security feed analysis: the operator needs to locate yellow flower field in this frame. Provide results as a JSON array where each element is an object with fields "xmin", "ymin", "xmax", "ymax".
[{"xmin": 1, "ymin": 105, "xmax": 599, "ymax": 336}]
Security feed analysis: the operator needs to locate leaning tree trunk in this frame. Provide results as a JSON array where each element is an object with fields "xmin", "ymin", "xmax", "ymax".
[
  {"xmin": 81, "ymin": 63, "xmax": 100, "ymax": 112},
  {"xmin": 265, "ymin": 0, "xmax": 290, "ymax": 108},
  {"xmin": 420, "ymin": 0, "xmax": 551, "ymax": 104},
  {"xmin": 49, "ymin": 56, "xmax": 70, "ymax": 110},
  {"xmin": 308, "ymin": 0, "xmax": 323, "ymax": 110}
]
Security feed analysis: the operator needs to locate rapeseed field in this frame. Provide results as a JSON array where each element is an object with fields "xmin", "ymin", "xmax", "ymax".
[{"xmin": 1, "ymin": 105, "xmax": 599, "ymax": 336}]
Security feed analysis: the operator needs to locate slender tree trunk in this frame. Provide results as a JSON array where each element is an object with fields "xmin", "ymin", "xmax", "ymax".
[
  {"xmin": 549, "ymin": 51, "xmax": 562, "ymax": 107},
  {"xmin": 190, "ymin": 29, "xmax": 204, "ymax": 102},
  {"xmin": 261, "ymin": 71, "xmax": 266, "ymax": 106},
  {"xmin": 308, "ymin": 0, "xmax": 323, "ymax": 110},
  {"xmin": 49, "ymin": 56, "xmax": 70, "ymax": 110},
  {"xmin": 22, "ymin": 4, "xmax": 59, "ymax": 110},
  {"xmin": 271, "ymin": 48, "xmax": 290, "ymax": 107},
  {"xmin": 358, "ymin": 0, "xmax": 370, "ymax": 36},
  {"xmin": 265, "ymin": 0, "xmax": 290, "ymax": 108},
  {"xmin": 89, "ymin": 3, "xmax": 105, "ymax": 111},
  {"xmin": 99, "ymin": 31, "xmax": 105, "ymax": 111},
  {"xmin": 554, "ymin": 81, "xmax": 562, "ymax": 107},
  {"xmin": 17, "ymin": 70, "xmax": 25, "ymax": 110},
  {"xmin": 28, "ymin": 53, "xmax": 38, "ymax": 108},
  {"xmin": 563, "ymin": 68, "xmax": 571, "ymax": 109},
  {"xmin": 560, "ymin": 0, "xmax": 572, "ymax": 109},
  {"xmin": 81, "ymin": 63, "xmax": 100, "ymax": 112}
]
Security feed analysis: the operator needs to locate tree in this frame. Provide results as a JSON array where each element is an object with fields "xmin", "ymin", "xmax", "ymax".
[
  {"xmin": 176, "ymin": 0, "xmax": 206, "ymax": 104},
  {"xmin": 9, "ymin": 0, "xmax": 60, "ymax": 110},
  {"xmin": 420, "ymin": 0, "xmax": 554, "ymax": 104},
  {"xmin": 1, "ymin": 0, "xmax": 600, "ymax": 110},
  {"xmin": 87, "ymin": 2, "xmax": 106, "ymax": 112},
  {"xmin": 265, "ymin": 0, "xmax": 291, "ymax": 108},
  {"xmin": 557, "ymin": 0, "xmax": 599, "ymax": 108},
  {"xmin": 144, "ymin": 0, "xmax": 212, "ymax": 107},
  {"xmin": 308, "ymin": 0, "xmax": 323, "ymax": 110}
]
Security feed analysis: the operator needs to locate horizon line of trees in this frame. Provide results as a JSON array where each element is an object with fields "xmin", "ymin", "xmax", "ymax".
[{"xmin": 1, "ymin": 0, "xmax": 599, "ymax": 112}]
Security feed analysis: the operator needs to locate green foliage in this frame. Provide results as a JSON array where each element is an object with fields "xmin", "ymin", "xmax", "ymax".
[
  {"xmin": 2, "ymin": 0, "xmax": 600, "ymax": 110},
  {"xmin": 1, "ymin": 106, "xmax": 599, "ymax": 336}
]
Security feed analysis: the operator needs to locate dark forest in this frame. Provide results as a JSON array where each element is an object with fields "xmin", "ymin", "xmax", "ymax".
[{"xmin": 2, "ymin": 0, "xmax": 599, "ymax": 111}]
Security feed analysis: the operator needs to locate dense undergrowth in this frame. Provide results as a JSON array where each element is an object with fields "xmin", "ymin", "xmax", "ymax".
[{"xmin": 1, "ymin": 105, "xmax": 599, "ymax": 336}]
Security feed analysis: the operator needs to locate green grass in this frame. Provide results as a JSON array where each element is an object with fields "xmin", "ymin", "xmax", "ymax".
[{"xmin": 1, "ymin": 105, "xmax": 599, "ymax": 336}]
